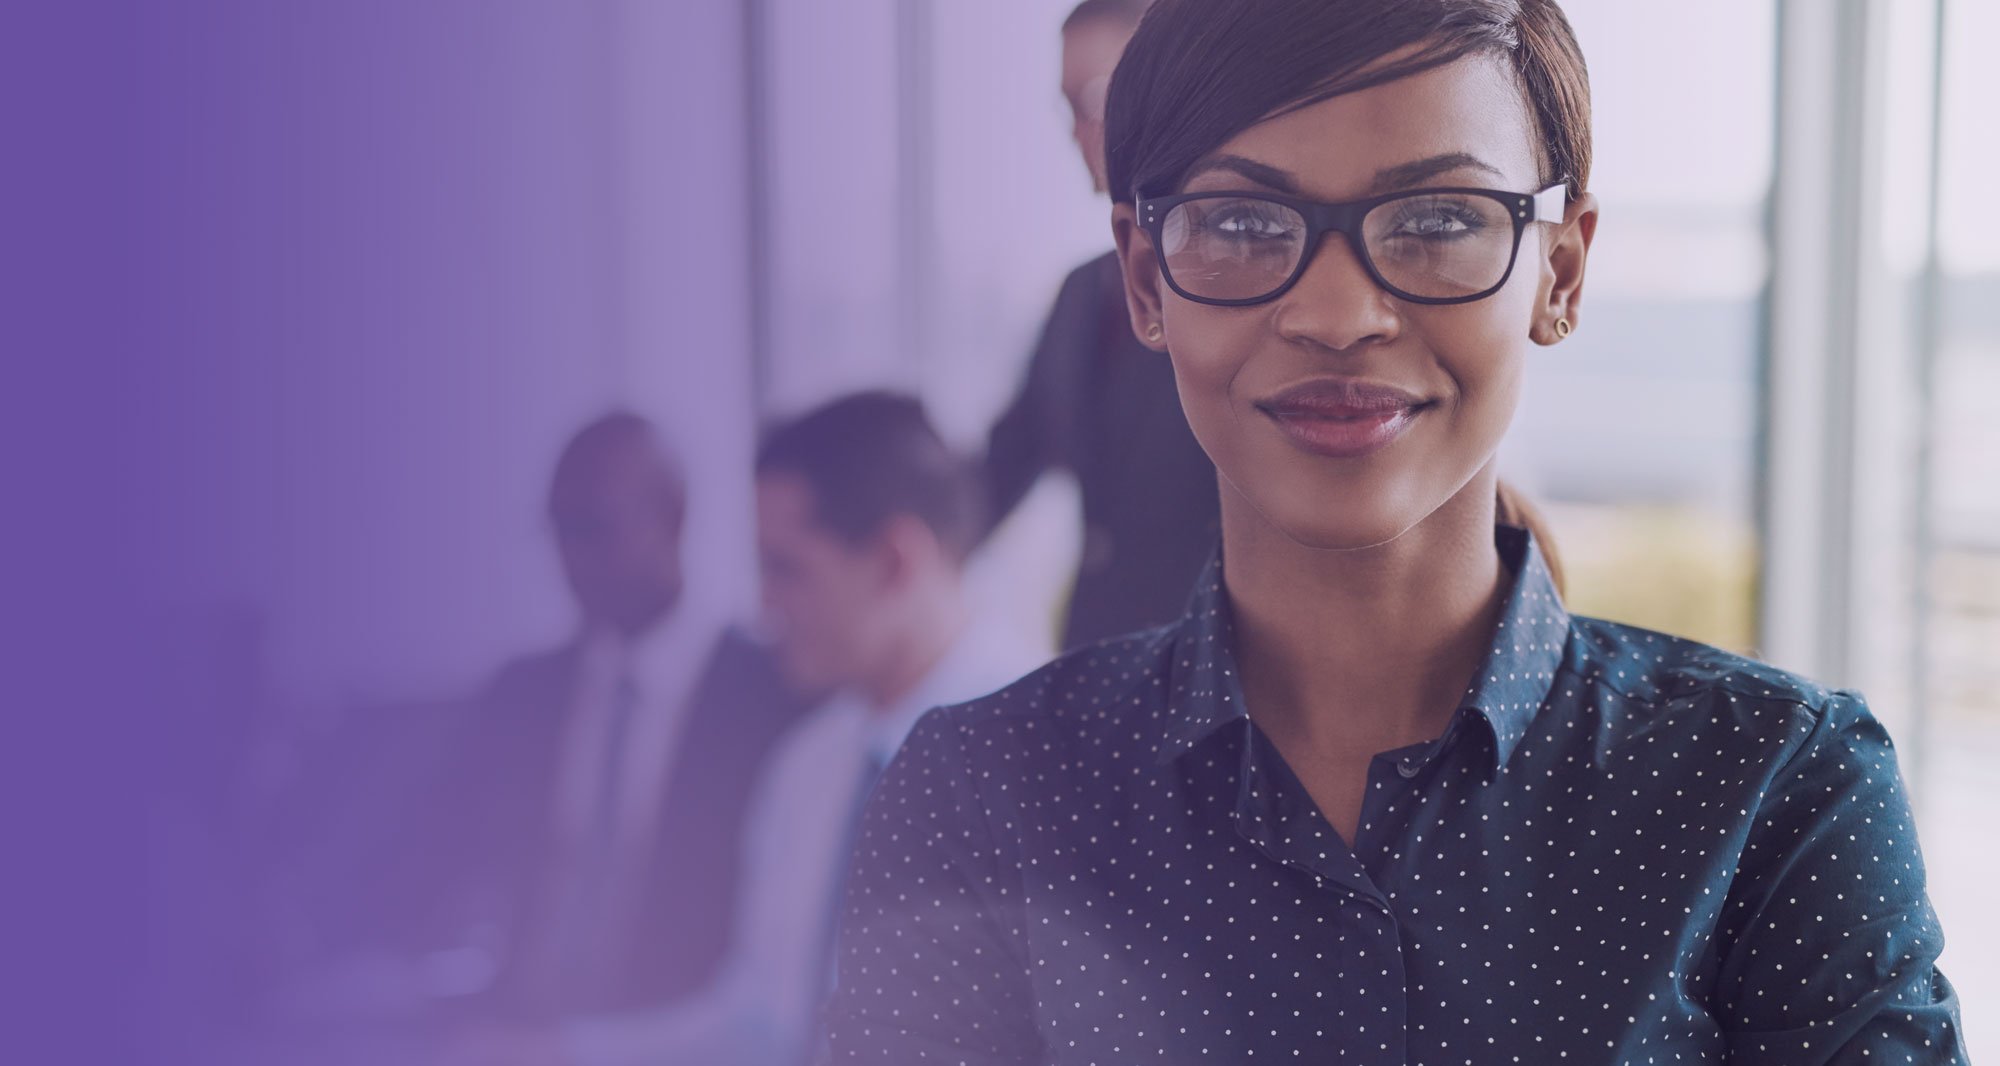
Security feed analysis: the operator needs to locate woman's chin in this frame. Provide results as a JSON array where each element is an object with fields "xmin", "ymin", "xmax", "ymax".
[
  {"xmin": 1261, "ymin": 505, "xmax": 1422, "ymax": 553},
  {"xmin": 1220, "ymin": 467, "xmax": 1438, "ymax": 553}
]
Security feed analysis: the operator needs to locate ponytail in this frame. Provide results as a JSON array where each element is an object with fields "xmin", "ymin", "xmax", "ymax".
[{"xmin": 1495, "ymin": 480, "xmax": 1567, "ymax": 601}]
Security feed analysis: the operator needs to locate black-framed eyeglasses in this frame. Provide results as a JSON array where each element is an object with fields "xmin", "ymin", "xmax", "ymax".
[{"xmin": 1136, "ymin": 184, "xmax": 1569, "ymax": 307}]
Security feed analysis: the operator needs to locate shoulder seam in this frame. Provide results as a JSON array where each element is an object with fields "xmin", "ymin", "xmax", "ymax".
[{"xmin": 1560, "ymin": 618, "xmax": 1832, "ymax": 713}]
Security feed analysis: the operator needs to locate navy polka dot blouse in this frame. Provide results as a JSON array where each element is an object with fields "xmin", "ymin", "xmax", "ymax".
[{"xmin": 818, "ymin": 525, "xmax": 1967, "ymax": 1063}]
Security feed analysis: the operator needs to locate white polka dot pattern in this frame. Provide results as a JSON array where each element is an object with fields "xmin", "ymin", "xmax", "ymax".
[{"xmin": 815, "ymin": 526, "xmax": 1968, "ymax": 1064}]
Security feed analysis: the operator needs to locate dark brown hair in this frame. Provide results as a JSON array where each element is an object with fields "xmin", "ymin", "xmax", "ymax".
[
  {"xmin": 1496, "ymin": 481, "xmax": 1567, "ymax": 599},
  {"xmin": 756, "ymin": 391, "xmax": 984, "ymax": 565},
  {"xmin": 1103, "ymin": 0, "xmax": 1591, "ymax": 205}
]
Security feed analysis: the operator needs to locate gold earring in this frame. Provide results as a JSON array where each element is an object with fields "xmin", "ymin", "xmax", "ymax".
[
  {"xmin": 1554, "ymin": 317, "xmax": 1572, "ymax": 339},
  {"xmin": 1145, "ymin": 322, "xmax": 1163, "ymax": 343}
]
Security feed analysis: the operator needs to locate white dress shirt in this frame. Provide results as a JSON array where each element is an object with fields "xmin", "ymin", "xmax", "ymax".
[
  {"xmin": 563, "ymin": 620, "xmax": 1039, "ymax": 1065},
  {"xmin": 547, "ymin": 611, "xmax": 711, "ymax": 854}
]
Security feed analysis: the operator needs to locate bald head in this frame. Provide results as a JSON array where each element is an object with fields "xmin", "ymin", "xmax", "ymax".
[{"xmin": 548, "ymin": 413, "xmax": 686, "ymax": 638}]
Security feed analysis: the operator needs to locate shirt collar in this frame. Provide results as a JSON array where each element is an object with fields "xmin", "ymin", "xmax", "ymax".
[
  {"xmin": 1459, "ymin": 524, "xmax": 1571, "ymax": 766},
  {"xmin": 1154, "ymin": 523, "xmax": 1570, "ymax": 770}
]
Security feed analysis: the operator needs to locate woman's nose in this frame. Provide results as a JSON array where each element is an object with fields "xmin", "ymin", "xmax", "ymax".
[{"xmin": 1272, "ymin": 234, "xmax": 1402, "ymax": 353}]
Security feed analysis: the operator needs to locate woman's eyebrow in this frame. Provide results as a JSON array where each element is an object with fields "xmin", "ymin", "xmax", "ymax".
[
  {"xmin": 1180, "ymin": 155, "xmax": 1299, "ymax": 192},
  {"xmin": 1370, "ymin": 152, "xmax": 1505, "ymax": 192},
  {"xmin": 1181, "ymin": 151, "xmax": 1507, "ymax": 196}
]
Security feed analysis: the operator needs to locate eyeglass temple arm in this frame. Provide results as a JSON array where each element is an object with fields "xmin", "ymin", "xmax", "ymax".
[{"xmin": 1532, "ymin": 183, "xmax": 1569, "ymax": 223}]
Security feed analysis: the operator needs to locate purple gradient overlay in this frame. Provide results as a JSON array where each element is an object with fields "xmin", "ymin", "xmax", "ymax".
[{"xmin": 9, "ymin": 4, "xmax": 778, "ymax": 1064}]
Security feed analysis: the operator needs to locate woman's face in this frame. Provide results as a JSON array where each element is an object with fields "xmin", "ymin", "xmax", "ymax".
[{"xmin": 1113, "ymin": 53, "xmax": 1595, "ymax": 551}]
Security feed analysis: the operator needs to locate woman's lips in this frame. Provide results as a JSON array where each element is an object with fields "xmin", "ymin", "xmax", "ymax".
[{"xmin": 1255, "ymin": 381, "xmax": 1432, "ymax": 459}]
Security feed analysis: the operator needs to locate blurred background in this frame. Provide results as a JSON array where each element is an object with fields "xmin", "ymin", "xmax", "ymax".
[{"xmin": 9, "ymin": 0, "xmax": 1990, "ymax": 1062}]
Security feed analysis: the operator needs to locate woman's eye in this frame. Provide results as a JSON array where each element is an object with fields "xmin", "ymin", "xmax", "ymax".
[
  {"xmin": 1389, "ymin": 203, "xmax": 1485, "ymax": 239},
  {"xmin": 1208, "ymin": 207, "xmax": 1290, "ymax": 238},
  {"xmin": 1398, "ymin": 212, "xmax": 1469, "ymax": 236}
]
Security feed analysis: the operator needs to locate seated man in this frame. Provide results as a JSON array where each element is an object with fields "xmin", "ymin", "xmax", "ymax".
[
  {"xmin": 463, "ymin": 413, "xmax": 813, "ymax": 1020},
  {"xmin": 563, "ymin": 392, "xmax": 1040, "ymax": 1066},
  {"xmin": 284, "ymin": 413, "xmax": 819, "ymax": 1063}
]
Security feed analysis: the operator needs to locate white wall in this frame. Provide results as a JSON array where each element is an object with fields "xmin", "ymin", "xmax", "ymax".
[{"xmin": 147, "ymin": 2, "xmax": 759, "ymax": 706}]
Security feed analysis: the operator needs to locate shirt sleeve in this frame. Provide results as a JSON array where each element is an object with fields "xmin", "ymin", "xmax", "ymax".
[
  {"xmin": 1712, "ymin": 689, "xmax": 1969, "ymax": 1063},
  {"xmin": 815, "ymin": 709, "xmax": 1045, "ymax": 1065}
]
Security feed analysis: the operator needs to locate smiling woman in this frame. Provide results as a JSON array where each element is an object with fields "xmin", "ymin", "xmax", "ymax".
[{"xmin": 814, "ymin": 1, "xmax": 1967, "ymax": 1062}]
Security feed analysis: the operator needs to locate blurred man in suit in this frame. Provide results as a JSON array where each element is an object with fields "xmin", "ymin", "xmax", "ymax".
[
  {"xmin": 551, "ymin": 393, "xmax": 1038, "ymax": 1066},
  {"xmin": 304, "ymin": 413, "xmax": 817, "ymax": 1065}
]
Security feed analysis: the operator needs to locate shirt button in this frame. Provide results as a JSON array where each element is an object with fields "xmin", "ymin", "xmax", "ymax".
[{"xmin": 1396, "ymin": 760, "xmax": 1420, "ymax": 778}]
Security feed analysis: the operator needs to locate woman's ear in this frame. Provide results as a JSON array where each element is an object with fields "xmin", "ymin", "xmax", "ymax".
[
  {"xmin": 1111, "ymin": 202, "xmax": 1171, "ymax": 352},
  {"xmin": 1533, "ymin": 190, "xmax": 1598, "ymax": 346}
]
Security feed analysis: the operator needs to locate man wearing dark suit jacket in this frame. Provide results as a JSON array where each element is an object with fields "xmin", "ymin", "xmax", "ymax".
[
  {"xmin": 322, "ymin": 413, "xmax": 819, "ymax": 1063},
  {"xmin": 455, "ymin": 625, "xmax": 809, "ymax": 1019},
  {"xmin": 982, "ymin": 0, "xmax": 1218, "ymax": 651}
]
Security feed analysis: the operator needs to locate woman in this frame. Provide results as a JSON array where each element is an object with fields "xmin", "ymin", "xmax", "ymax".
[{"xmin": 819, "ymin": 1, "xmax": 1966, "ymax": 1061}]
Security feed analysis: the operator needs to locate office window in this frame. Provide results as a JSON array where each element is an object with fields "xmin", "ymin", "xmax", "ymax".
[
  {"xmin": 1915, "ymin": 0, "xmax": 2000, "ymax": 1043},
  {"xmin": 1512, "ymin": 0, "xmax": 1775, "ymax": 653}
]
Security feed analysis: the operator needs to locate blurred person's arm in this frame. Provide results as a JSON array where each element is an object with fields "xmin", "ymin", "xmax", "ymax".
[
  {"xmin": 815, "ymin": 710, "xmax": 1045, "ymax": 1065},
  {"xmin": 1712, "ymin": 691, "xmax": 1968, "ymax": 1061},
  {"xmin": 553, "ymin": 991, "xmax": 764, "ymax": 1066},
  {"xmin": 436, "ymin": 986, "xmax": 750, "ymax": 1066},
  {"xmin": 520, "ymin": 864, "xmax": 775, "ymax": 1066},
  {"xmin": 979, "ymin": 259, "xmax": 1102, "ymax": 542}
]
